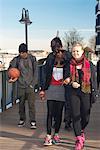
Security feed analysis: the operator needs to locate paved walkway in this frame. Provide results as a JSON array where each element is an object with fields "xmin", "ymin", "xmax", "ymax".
[{"xmin": 0, "ymin": 94, "xmax": 100, "ymax": 150}]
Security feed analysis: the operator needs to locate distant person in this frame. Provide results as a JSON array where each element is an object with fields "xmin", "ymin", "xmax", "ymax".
[
  {"xmin": 0, "ymin": 60, "xmax": 4, "ymax": 69},
  {"xmin": 39, "ymin": 37, "xmax": 70, "ymax": 146},
  {"xmin": 97, "ymin": 59, "xmax": 100, "ymax": 90},
  {"xmin": 8, "ymin": 43, "xmax": 38, "ymax": 129},
  {"xmin": 68, "ymin": 43, "xmax": 98, "ymax": 150},
  {"xmin": 0, "ymin": 61, "xmax": 3, "ymax": 67},
  {"xmin": 63, "ymin": 51, "xmax": 72, "ymax": 131},
  {"xmin": 63, "ymin": 83, "xmax": 72, "ymax": 131}
]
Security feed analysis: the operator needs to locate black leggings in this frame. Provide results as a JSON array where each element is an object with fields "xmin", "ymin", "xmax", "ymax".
[
  {"xmin": 70, "ymin": 89, "xmax": 91, "ymax": 136},
  {"xmin": 47, "ymin": 100, "xmax": 64, "ymax": 135}
]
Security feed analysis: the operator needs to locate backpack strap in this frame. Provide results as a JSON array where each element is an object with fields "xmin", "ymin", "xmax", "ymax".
[
  {"xmin": 29, "ymin": 54, "xmax": 36, "ymax": 74},
  {"xmin": 16, "ymin": 55, "xmax": 20, "ymax": 68}
]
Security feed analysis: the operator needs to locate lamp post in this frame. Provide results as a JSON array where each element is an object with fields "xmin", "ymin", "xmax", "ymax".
[{"xmin": 19, "ymin": 8, "xmax": 32, "ymax": 50}]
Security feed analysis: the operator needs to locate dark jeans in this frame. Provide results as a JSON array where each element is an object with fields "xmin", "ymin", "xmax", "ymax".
[
  {"xmin": 64, "ymin": 85, "xmax": 72, "ymax": 125},
  {"xmin": 17, "ymin": 87, "xmax": 36, "ymax": 122},
  {"xmin": 70, "ymin": 88, "xmax": 91, "ymax": 136},
  {"xmin": 47, "ymin": 100, "xmax": 64, "ymax": 135}
]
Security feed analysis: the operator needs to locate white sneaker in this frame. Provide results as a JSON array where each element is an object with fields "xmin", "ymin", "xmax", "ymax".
[
  {"xmin": 30, "ymin": 122, "xmax": 37, "ymax": 129},
  {"xmin": 18, "ymin": 120, "xmax": 25, "ymax": 127}
]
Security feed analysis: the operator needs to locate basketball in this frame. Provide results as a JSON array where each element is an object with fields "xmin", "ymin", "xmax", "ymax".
[{"xmin": 8, "ymin": 68, "xmax": 20, "ymax": 79}]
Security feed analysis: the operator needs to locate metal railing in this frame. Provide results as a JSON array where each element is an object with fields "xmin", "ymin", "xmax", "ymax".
[
  {"xmin": 0, "ymin": 64, "xmax": 45, "ymax": 113},
  {"xmin": 0, "ymin": 70, "xmax": 18, "ymax": 112}
]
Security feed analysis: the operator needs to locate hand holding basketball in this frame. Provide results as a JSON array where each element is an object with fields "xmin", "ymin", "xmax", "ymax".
[
  {"xmin": 8, "ymin": 68, "xmax": 20, "ymax": 82},
  {"xmin": 8, "ymin": 77, "xmax": 18, "ymax": 83}
]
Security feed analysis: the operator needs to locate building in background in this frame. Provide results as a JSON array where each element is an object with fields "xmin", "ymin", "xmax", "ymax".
[{"xmin": 95, "ymin": 0, "xmax": 100, "ymax": 56}]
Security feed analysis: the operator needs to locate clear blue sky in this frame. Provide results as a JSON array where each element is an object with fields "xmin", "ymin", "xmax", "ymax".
[{"xmin": 0, "ymin": 0, "xmax": 96, "ymax": 53}]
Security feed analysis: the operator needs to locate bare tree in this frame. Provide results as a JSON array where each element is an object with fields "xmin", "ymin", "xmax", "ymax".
[
  {"xmin": 63, "ymin": 29, "xmax": 84, "ymax": 51},
  {"xmin": 88, "ymin": 35, "xmax": 96, "ymax": 51}
]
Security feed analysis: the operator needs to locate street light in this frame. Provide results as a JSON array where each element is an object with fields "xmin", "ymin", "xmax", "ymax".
[{"xmin": 19, "ymin": 8, "xmax": 32, "ymax": 50}]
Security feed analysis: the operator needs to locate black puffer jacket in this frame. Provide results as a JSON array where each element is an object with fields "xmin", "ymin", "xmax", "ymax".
[{"xmin": 41, "ymin": 51, "xmax": 71, "ymax": 90}]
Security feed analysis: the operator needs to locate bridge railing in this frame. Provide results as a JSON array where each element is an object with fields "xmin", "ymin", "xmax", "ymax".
[
  {"xmin": 0, "ymin": 62, "xmax": 46, "ymax": 113},
  {"xmin": 0, "ymin": 70, "xmax": 18, "ymax": 112}
]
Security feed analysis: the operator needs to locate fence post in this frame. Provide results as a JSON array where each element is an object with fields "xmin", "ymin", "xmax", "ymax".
[{"xmin": 1, "ymin": 70, "xmax": 6, "ymax": 111}]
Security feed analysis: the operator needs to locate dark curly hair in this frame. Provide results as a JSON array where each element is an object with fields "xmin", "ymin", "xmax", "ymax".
[{"xmin": 51, "ymin": 37, "xmax": 62, "ymax": 52}]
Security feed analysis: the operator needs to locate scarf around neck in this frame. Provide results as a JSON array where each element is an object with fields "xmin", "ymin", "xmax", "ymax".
[{"xmin": 70, "ymin": 54, "xmax": 91, "ymax": 93}]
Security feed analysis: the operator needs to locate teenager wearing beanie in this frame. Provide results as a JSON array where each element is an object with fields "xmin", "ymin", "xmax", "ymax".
[
  {"xmin": 18, "ymin": 43, "xmax": 28, "ymax": 53},
  {"xmin": 8, "ymin": 43, "xmax": 38, "ymax": 129}
]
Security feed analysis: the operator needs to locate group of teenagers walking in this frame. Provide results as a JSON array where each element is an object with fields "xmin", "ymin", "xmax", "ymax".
[{"xmin": 8, "ymin": 37, "xmax": 98, "ymax": 150}]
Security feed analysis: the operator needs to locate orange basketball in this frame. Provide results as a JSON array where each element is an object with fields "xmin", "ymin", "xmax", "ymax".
[{"xmin": 8, "ymin": 68, "xmax": 20, "ymax": 79}]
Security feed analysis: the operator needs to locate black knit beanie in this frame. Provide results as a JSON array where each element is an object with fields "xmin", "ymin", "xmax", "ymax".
[{"xmin": 18, "ymin": 43, "xmax": 28, "ymax": 53}]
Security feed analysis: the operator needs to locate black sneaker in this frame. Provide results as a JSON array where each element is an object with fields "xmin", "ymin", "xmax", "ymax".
[
  {"xmin": 18, "ymin": 120, "xmax": 25, "ymax": 127},
  {"xmin": 30, "ymin": 122, "xmax": 37, "ymax": 129}
]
